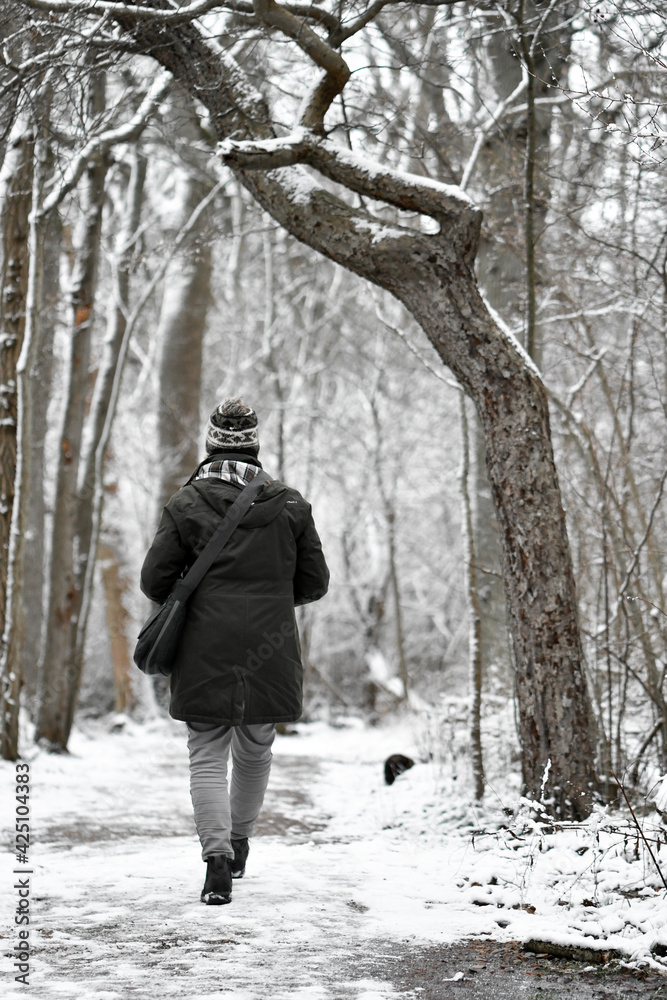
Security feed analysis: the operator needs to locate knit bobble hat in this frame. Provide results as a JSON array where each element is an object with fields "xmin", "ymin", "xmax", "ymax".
[{"xmin": 205, "ymin": 398, "xmax": 260, "ymax": 454}]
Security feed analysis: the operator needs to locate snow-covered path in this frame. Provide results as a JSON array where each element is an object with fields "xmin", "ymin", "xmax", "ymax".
[
  {"xmin": 3, "ymin": 716, "xmax": 667, "ymax": 999},
  {"xmin": 2, "ymin": 717, "xmax": 457, "ymax": 1000}
]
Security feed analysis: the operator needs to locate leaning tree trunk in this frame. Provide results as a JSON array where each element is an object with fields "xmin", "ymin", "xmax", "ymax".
[
  {"xmin": 117, "ymin": 9, "xmax": 599, "ymax": 818},
  {"xmin": 242, "ymin": 170, "xmax": 599, "ymax": 817},
  {"xmin": 470, "ymin": 4, "xmax": 572, "ymax": 691},
  {"xmin": 0, "ymin": 118, "xmax": 33, "ymax": 760},
  {"xmin": 35, "ymin": 74, "xmax": 107, "ymax": 750}
]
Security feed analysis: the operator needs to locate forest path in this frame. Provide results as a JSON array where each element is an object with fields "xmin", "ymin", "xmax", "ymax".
[{"xmin": 2, "ymin": 717, "xmax": 667, "ymax": 999}]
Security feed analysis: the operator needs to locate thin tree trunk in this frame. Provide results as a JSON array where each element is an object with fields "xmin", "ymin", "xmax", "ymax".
[
  {"xmin": 71, "ymin": 150, "xmax": 147, "ymax": 696},
  {"xmin": 518, "ymin": 0, "xmax": 538, "ymax": 362},
  {"xmin": 21, "ymin": 196, "xmax": 60, "ymax": 708},
  {"xmin": 35, "ymin": 73, "xmax": 107, "ymax": 750},
  {"xmin": 459, "ymin": 391, "xmax": 484, "ymax": 801},
  {"xmin": 370, "ymin": 392, "xmax": 408, "ymax": 698},
  {"xmin": 98, "ymin": 535, "xmax": 135, "ymax": 714},
  {"xmin": 0, "ymin": 121, "xmax": 33, "ymax": 640},
  {"xmin": 0, "ymin": 119, "xmax": 34, "ymax": 760},
  {"xmin": 2, "ymin": 119, "xmax": 53, "ymax": 755}
]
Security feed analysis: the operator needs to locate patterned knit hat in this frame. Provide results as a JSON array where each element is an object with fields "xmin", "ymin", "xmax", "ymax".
[{"xmin": 205, "ymin": 398, "xmax": 259, "ymax": 454}]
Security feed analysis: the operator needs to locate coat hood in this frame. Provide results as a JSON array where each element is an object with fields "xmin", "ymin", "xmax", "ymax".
[{"xmin": 188, "ymin": 477, "xmax": 289, "ymax": 528}]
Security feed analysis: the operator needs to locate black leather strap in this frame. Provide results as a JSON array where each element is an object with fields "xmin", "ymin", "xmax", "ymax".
[{"xmin": 176, "ymin": 470, "xmax": 271, "ymax": 597}]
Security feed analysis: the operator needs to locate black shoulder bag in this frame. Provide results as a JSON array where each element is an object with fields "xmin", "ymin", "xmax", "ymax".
[{"xmin": 133, "ymin": 470, "xmax": 271, "ymax": 676}]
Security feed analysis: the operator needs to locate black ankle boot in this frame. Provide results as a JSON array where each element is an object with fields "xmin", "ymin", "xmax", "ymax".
[
  {"xmin": 201, "ymin": 855, "xmax": 232, "ymax": 904},
  {"xmin": 230, "ymin": 837, "xmax": 249, "ymax": 879}
]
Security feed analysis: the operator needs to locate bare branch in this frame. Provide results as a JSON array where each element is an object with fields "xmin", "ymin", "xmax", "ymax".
[
  {"xmin": 251, "ymin": 0, "xmax": 350, "ymax": 131},
  {"xmin": 20, "ymin": 0, "xmax": 227, "ymax": 24},
  {"xmin": 617, "ymin": 465, "xmax": 667, "ymax": 604},
  {"xmin": 218, "ymin": 129, "xmax": 475, "ymax": 220},
  {"xmin": 460, "ymin": 71, "xmax": 528, "ymax": 192},
  {"xmin": 333, "ymin": 0, "xmax": 460, "ymax": 44},
  {"xmin": 42, "ymin": 69, "xmax": 172, "ymax": 213},
  {"xmin": 332, "ymin": 0, "xmax": 389, "ymax": 45},
  {"xmin": 224, "ymin": 0, "xmax": 339, "ymax": 32}
]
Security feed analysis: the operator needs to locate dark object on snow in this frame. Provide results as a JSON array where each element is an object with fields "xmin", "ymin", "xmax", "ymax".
[
  {"xmin": 134, "ymin": 470, "xmax": 270, "ymax": 676},
  {"xmin": 230, "ymin": 836, "xmax": 249, "ymax": 879},
  {"xmin": 201, "ymin": 854, "xmax": 232, "ymax": 904},
  {"xmin": 384, "ymin": 754, "xmax": 415, "ymax": 785}
]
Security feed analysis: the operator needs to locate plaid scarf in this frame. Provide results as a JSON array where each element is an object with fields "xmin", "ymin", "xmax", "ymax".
[{"xmin": 194, "ymin": 460, "xmax": 260, "ymax": 488}]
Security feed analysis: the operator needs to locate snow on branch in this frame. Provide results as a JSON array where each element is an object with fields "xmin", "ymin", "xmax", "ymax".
[
  {"xmin": 218, "ymin": 129, "xmax": 474, "ymax": 219},
  {"xmin": 42, "ymin": 70, "xmax": 172, "ymax": 214},
  {"xmin": 20, "ymin": 0, "xmax": 227, "ymax": 24}
]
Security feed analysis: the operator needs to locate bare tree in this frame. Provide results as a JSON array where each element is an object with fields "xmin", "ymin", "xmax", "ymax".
[
  {"xmin": 0, "ymin": 115, "xmax": 33, "ymax": 759},
  {"xmin": 35, "ymin": 70, "xmax": 109, "ymax": 748},
  {"xmin": 10, "ymin": 0, "xmax": 587, "ymax": 813}
]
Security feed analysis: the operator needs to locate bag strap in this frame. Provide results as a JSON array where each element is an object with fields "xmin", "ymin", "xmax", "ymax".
[{"xmin": 175, "ymin": 469, "xmax": 271, "ymax": 598}]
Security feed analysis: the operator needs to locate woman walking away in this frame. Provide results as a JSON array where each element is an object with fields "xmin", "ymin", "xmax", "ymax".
[{"xmin": 140, "ymin": 398, "xmax": 329, "ymax": 904}]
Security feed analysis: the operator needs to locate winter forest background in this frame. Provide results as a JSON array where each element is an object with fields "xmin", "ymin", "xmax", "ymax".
[{"xmin": 1, "ymin": 0, "xmax": 666, "ymax": 824}]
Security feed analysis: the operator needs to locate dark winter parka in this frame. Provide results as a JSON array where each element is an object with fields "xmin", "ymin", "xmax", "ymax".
[{"xmin": 140, "ymin": 453, "xmax": 329, "ymax": 726}]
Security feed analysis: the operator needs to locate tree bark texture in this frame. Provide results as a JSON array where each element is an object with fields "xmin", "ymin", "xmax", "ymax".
[
  {"xmin": 73, "ymin": 150, "xmax": 146, "ymax": 684},
  {"xmin": 0, "ymin": 125, "xmax": 32, "ymax": 637},
  {"xmin": 0, "ymin": 121, "xmax": 33, "ymax": 760},
  {"xmin": 459, "ymin": 391, "xmax": 484, "ymax": 801},
  {"xmin": 1, "ymin": 138, "xmax": 50, "ymax": 762},
  {"xmin": 35, "ymin": 74, "xmax": 107, "ymax": 749},
  {"xmin": 98, "ymin": 536, "xmax": 135, "ymax": 714},
  {"xmin": 117, "ymin": 10, "xmax": 599, "ymax": 816},
  {"xmin": 155, "ymin": 134, "xmax": 212, "ymax": 507},
  {"xmin": 21, "ymin": 201, "xmax": 60, "ymax": 707},
  {"xmin": 0, "ymin": 13, "xmax": 23, "ymax": 172},
  {"xmin": 470, "ymin": 6, "xmax": 572, "ymax": 689}
]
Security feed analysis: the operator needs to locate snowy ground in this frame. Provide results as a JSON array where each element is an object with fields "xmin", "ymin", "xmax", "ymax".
[{"xmin": 2, "ymin": 713, "xmax": 667, "ymax": 998}]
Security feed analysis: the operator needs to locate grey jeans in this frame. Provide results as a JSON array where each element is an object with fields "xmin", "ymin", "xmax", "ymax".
[{"xmin": 186, "ymin": 722, "xmax": 276, "ymax": 861}]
